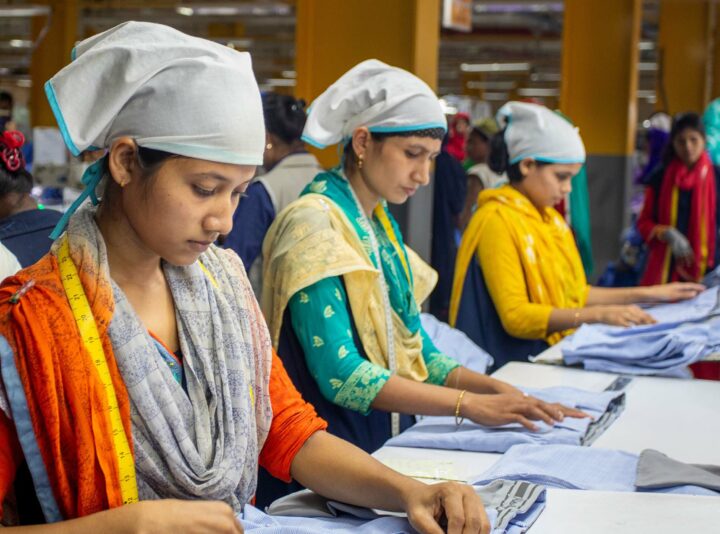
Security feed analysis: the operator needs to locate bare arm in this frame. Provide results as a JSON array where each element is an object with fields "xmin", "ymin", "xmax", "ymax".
[{"xmin": 291, "ymin": 431, "xmax": 489, "ymax": 534}]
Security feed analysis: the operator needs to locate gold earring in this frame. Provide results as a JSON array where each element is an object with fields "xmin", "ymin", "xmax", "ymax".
[
  {"xmin": 266, "ymin": 143, "xmax": 273, "ymax": 150},
  {"xmin": 358, "ymin": 155, "xmax": 364, "ymax": 169}
]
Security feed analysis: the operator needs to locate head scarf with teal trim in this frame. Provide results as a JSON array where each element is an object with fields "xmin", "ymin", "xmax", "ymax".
[
  {"xmin": 46, "ymin": 21, "xmax": 265, "ymax": 239},
  {"xmin": 301, "ymin": 59, "xmax": 447, "ymax": 149},
  {"xmin": 497, "ymin": 101, "xmax": 586, "ymax": 165}
]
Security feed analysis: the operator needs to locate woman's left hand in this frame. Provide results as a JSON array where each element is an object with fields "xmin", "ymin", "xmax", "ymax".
[
  {"xmin": 646, "ymin": 282, "xmax": 705, "ymax": 303},
  {"xmin": 404, "ymin": 481, "xmax": 490, "ymax": 534}
]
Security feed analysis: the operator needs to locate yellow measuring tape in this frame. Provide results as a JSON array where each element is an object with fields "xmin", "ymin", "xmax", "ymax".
[{"xmin": 58, "ymin": 236, "xmax": 139, "ymax": 505}]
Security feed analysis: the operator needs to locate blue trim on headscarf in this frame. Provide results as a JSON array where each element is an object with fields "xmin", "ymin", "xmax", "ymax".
[
  {"xmin": 509, "ymin": 154, "xmax": 585, "ymax": 165},
  {"xmin": 0, "ymin": 336, "xmax": 63, "ymax": 523},
  {"xmin": 43, "ymin": 81, "xmax": 81, "ymax": 157},
  {"xmin": 70, "ymin": 46, "xmax": 77, "ymax": 61},
  {"xmin": 139, "ymin": 142, "xmax": 263, "ymax": 166},
  {"xmin": 300, "ymin": 134, "xmax": 326, "ymax": 149},
  {"xmin": 49, "ymin": 156, "xmax": 106, "ymax": 240},
  {"xmin": 368, "ymin": 122, "xmax": 448, "ymax": 133}
]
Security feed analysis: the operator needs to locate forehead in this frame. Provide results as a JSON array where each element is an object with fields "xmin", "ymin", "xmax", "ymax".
[{"xmin": 163, "ymin": 157, "xmax": 256, "ymax": 182}]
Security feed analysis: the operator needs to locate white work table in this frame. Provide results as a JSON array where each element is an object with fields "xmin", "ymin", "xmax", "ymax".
[{"xmin": 373, "ymin": 362, "xmax": 720, "ymax": 532}]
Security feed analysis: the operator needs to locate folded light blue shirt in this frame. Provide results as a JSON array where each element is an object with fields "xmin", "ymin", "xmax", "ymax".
[
  {"xmin": 384, "ymin": 386, "xmax": 624, "ymax": 453},
  {"xmin": 242, "ymin": 479, "xmax": 547, "ymax": 534},
  {"xmin": 472, "ymin": 444, "xmax": 719, "ymax": 497}
]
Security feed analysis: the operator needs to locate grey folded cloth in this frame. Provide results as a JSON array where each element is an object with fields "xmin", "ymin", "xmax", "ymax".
[
  {"xmin": 267, "ymin": 479, "xmax": 546, "ymax": 533},
  {"xmin": 636, "ymin": 449, "xmax": 720, "ymax": 492}
]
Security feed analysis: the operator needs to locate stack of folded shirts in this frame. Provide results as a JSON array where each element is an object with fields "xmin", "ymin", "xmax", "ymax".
[
  {"xmin": 563, "ymin": 288, "xmax": 720, "ymax": 376},
  {"xmin": 473, "ymin": 443, "xmax": 719, "ymax": 497},
  {"xmin": 246, "ymin": 478, "xmax": 547, "ymax": 534},
  {"xmin": 384, "ymin": 386, "xmax": 625, "ymax": 453}
]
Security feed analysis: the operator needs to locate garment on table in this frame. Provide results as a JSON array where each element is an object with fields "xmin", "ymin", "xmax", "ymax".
[
  {"xmin": 0, "ymin": 208, "xmax": 62, "ymax": 267},
  {"xmin": 385, "ymin": 386, "xmax": 624, "ymax": 453},
  {"xmin": 450, "ymin": 185, "xmax": 590, "ymax": 346},
  {"xmin": 0, "ymin": 205, "xmax": 326, "ymax": 522},
  {"xmin": 258, "ymin": 478, "xmax": 547, "ymax": 534},
  {"xmin": 420, "ymin": 312, "xmax": 493, "ymax": 374},
  {"xmin": 223, "ymin": 152, "xmax": 323, "ymax": 292},
  {"xmin": 636, "ymin": 449, "xmax": 720, "ymax": 493},
  {"xmin": 473, "ymin": 444, "xmax": 719, "ymax": 497},
  {"xmin": 637, "ymin": 154, "xmax": 720, "ymax": 285},
  {"xmin": 0, "ymin": 242, "xmax": 20, "ymax": 281},
  {"xmin": 562, "ymin": 288, "xmax": 720, "ymax": 376}
]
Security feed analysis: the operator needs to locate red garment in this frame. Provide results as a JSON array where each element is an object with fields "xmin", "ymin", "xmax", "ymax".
[
  {"xmin": 690, "ymin": 361, "xmax": 720, "ymax": 381},
  {"xmin": 638, "ymin": 152, "xmax": 716, "ymax": 285},
  {"xmin": 446, "ymin": 113, "xmax": 470, "ymax": 162}
]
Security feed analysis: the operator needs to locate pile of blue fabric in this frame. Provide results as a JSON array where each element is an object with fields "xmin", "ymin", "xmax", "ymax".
[
  {"xmin": 562, "ymin": 288, "xmax": 720, "ymax": 376},
  {"xmin": 472, "ymin": 444, "xmax": 719, "ymax": 497},
  {"xmin": 383, "ymin": 386, "xmax": 624, "ymax": 453},
  {"xmin": 243, "ymin": 479, "xmax": 547, "ymax": 534}
]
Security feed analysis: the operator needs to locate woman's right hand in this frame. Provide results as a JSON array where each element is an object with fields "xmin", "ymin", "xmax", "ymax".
[
  {"xmin": 461, "ymin": 392, "xmax": 589, "ymax": 432},
  {"xmin": 121, "ymin": 499, "xmax": 244, "ymax": 534},
  {"xmin": 590, "ymin": 304, "xmax": 656, "ymax": 327}
]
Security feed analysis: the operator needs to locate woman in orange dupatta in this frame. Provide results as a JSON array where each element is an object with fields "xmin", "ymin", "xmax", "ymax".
[{"xmin": 0, "ymin": 22, "xmax": 488, "ymax": 534}]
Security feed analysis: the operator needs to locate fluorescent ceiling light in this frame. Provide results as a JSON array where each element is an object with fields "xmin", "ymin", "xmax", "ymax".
[
  {"xmin": 0, "ymin": 5, "xmax": 51, "ymax": 17},
  {"xmin": 474, "ymin": 2, "xmax": 563, "ymax": 13},
  {"xmin": 637, "ymin": 90, "xmax": 656, "ymax": 99},
  {"xmin": 16, "ymin": 79, "xmax": 32, "ymax": 88},
  {"xmin": 265, "ymin": 78, "xmax": 296, "ymax": 87},
  {"xmin": 461, "ymin": 62, "xmax": 530, "ymax": 73},
  {"xmin": 9, "ymin": 39, "xmax": 32, "ymax": 48},
  {"xmin": 482, "ymin": 92, "xmax": 510, "ymax": 101},
  {"xmin": 638, "ymin": 41, "xmax": 655, "ymax": 51},
  {"xmin": 175, "ymin": 3, "xmax": 292, "ymax": 17},
  {"xmin": 530, "ymin": 72, "xmax": 560, "ymax": 82},
  {"xmin": 282, "ymin": 70, "xmax": 296, "ymax": 79},
  {"xmin": 638, "ymin": 62, "xmax": 658, "ymax": 71},
  {"xmin": 466, "ymin": 80, "xmax": 516, "ymax": 90},
  {"xmin": 517, "ymin": 88, "xmax": 559, "ymax": 97}
]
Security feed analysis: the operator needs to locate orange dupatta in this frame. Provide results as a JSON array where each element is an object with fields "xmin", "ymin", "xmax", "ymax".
[{"xmin": 0, "ymin": 252, "xmax": 131, "ymax": 519}]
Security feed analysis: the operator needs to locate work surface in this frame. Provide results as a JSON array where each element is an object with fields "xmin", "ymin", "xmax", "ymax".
[{"xmin": 374, "ymin": 362, "xmax": 720, "ymax": 533}]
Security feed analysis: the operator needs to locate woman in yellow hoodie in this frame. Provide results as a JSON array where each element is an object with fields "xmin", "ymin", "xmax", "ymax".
[{"xmin": 450, "ymin": 102, "xmax": 703, "ymax": 367}]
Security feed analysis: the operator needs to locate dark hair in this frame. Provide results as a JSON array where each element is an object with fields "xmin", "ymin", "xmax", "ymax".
[
  {"xmin": 343, "ymin": 127, "xmax": 446, "ymax": 170},
  {"xmin": 0, "ymin": 131, "xmax": 31, "ymax": 197},
  {"xmin": 663, "ymin": 112, "xmax": 706, "ymax": 165},
  {"xmin": 0, "ymin": 91, "xmax": 13, "ymax": 106},
  {"xmin": 469, "ymin": 127, "xmax": 490, "ymax": 143},
  {"xmin": 0, "ymin": 165, "xmax": 32, "ymax": 197},
  {"xmin": 262, "ymin": 92, "xmax": 307, "ymax": 145},
  {"xmin": 488, "ymin": 128, "xmax": 550, "ymax": 182},
  {"xmin": 102, "ymin": 145, "xmax": 176, "ymax": 199}
]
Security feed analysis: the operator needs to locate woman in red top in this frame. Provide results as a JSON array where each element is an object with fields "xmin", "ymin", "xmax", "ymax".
[{"xmin": 638, "ymin": 113, "xmax": 720, "ymax": 285}]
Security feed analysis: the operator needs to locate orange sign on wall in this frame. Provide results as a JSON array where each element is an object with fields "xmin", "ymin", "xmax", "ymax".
[{"xmin": 442, "ymin": 0, "xmax": 472, "ymax": 32}]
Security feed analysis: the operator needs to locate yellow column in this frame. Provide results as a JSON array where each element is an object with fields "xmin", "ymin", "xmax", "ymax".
[
  {"xmin": 560, "ymin": 0, "xmax": 641, "ymax": 156},
  {"xmin": 295, "ymin": 0, "xmax": 440, "ymax": 168},
  {"xmin": 559, "ymin": 0, "xmax": 641, "ymax": 273},
  {"xmin": 657, "ymin": 0, "xmax": 715, "ymax": 114},
  {"xmin": 30, "ymin": 0, "xmax": 78, "ymax": 127}
]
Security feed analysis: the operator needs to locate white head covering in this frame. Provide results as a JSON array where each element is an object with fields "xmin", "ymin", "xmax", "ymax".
[
  {"xmin": 47, "ymin": 21, "xmax": 265, "ymax": 239},
  {"xmin": 496, "ymin": 101, "xmax": 585, "ymax": 165},
  {"xmin": 301, "ymin": 59, "xmax": 446, "ymax": 149}
]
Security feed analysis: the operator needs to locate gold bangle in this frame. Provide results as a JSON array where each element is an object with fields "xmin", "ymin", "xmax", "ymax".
[{"xmin": 454, "ymin": 390, "xmax": 467, "ymax": 426}]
